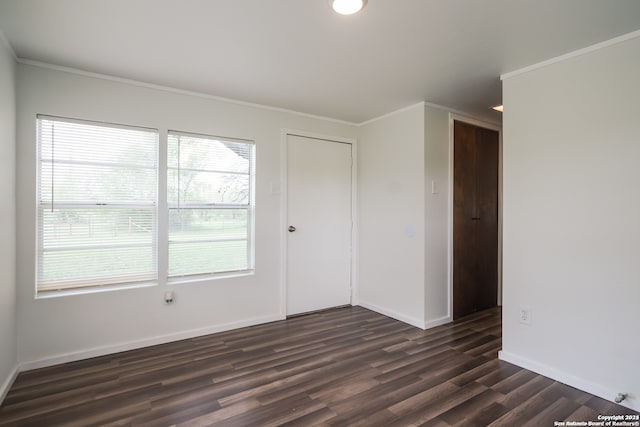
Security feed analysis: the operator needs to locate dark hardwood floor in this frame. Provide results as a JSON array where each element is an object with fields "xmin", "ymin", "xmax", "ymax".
[{"xmin": 0, "ymin": 306, "xmax": 636, "ymax": 426}]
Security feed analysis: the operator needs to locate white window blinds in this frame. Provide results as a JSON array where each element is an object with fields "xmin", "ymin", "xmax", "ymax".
[
  {"xmin": 37, "ymin": 115, "xmax": 158, "ymax": 292},
  {"xmin": 167, "ymin": 131, "xmax": 254, "ymax": 278}
]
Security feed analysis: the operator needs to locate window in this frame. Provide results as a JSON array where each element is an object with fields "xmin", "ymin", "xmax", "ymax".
[
  {"xmin": 168, "ymin": 132, "xmax": 254, "ymax": 279},
  {"xmin": 36, "ymin": 116, "xmax": 255, "ymax": 295},
  {"xmin": 37, "ymin": 116, "xmax": 158, "ymax": 293}
]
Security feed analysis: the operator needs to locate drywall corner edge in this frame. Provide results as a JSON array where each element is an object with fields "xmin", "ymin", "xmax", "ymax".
[
  {"xmin": 0, "ymin": 363, "xmax": 19, "ymax": 406},
  {"xmin": 0, "ymin": 28, "xmax": 16, "ymax": 61},
  {"xmin": 424, "ymin": 315, "xmax": 451, "ymax": 330},
  {"xmin": 358, "ymin": 300, "xmax": 426, "ymax": 330}
]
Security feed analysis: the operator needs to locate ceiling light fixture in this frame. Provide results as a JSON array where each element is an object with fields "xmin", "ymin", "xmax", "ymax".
[
  {"xmin": 492, "ymin": 105, "xmax": 504, "ymax": 113},
  {"xmin": 330, "ymin": 0, "xmax": 367, "ymax": 15}
]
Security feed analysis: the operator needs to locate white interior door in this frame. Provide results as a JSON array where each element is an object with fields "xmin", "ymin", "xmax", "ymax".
[{"xmin": 286, "ymin": 134, "xmax": 352, "ymax": 315}]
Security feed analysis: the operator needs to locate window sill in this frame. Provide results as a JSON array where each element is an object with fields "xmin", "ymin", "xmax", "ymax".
[
  {"xmin": 36, "ymin": 281, "xmax": 158, "ymax": 299},
  {"xmin": 35, "ymin": 270, "xmax": 255, "ymax": 299},
  {"xmin": 168, "ymin": 269, "xmax": 255, "ymax": 286}
]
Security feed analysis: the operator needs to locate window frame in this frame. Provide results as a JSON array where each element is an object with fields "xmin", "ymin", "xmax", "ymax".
[
  {"xmin": 34, "ymin": 115, "xmax": 256, "ymax": 297},
  {"xmin": 166, "ymin": 130, "xmax": 256, "ymax": 282},
  {"xmin": 35, "ymin": 114, "xmax": 160, "ymax": 296}
]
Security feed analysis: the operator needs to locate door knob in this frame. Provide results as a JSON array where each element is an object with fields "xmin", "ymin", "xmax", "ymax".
[{"xmin": 288, "ymin": 226, "xmax": 297, "ymax": 232}]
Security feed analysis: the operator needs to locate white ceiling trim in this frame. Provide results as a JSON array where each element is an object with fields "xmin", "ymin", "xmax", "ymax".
[
  {"xmin": 357, "ymin": 102, "xmax": 426, "ymax": 127},
  {"xmin": 424, "ymin": 102, "xmax": 502, "ymax": 128},
  {"xmin": 501, "ymin": 29, "xmax": 640, "ymax": 81},
  {"xmin": 19, "ymin": 57, "xmax": 496, "ymax": 128},
  {"xmin": 17, "ymin": 58, "xmax": 359, "ymax": 127},
  {"xmin": 356, "ymin": 101, "xmax": 501, "ymax": 128}
]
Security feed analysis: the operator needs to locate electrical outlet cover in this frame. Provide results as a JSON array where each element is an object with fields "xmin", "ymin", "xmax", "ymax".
[{"xmin": 519, "ymin": 306, "xmax": 532, "ymax": 325}]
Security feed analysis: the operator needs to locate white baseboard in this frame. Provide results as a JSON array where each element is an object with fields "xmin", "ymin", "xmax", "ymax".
[
  {"xmin": 357, "ymin": 300, "xmax": 426, "ymax": 329},
  {"xmin": 498, "ymin": 350, "xmax": 639, "ymax": 412},
  {"xmin": 0, "ymin": 363, "xmax": 19, "ymax": 406},
  {"xmin": 424, "ymin": 315, "xmax": 452, "ymax": 329},
  {"xmin": 20, "ymin": 313, "xmax": 285, "ymax": 371}
]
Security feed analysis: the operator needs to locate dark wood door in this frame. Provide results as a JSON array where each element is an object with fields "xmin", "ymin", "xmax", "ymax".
[{"xmin": 453, "ymin": 120, "xmax": 499, "ymax": 319}]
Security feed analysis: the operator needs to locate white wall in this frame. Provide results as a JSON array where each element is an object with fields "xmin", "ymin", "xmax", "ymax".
[
  {"xmin": 500, "ymin": 35, "xmax": 640, "ymax": 410},
  {"xmin": 357, "ymin": 104, "xmax": 478, "ymax": 330},
  {"xmin": 357, "ymin": 104, "xmax": 426, "ymax": 327},
  {"xmin": 423, "ymin": 106, "xmax": 451, "ymax": 327},
  {"xmin": 0, "ymin": 38, "xmax": 17, "ymax": 401},
  {"xmin": 15, "ymin": 64, "xmax": 358, "ymax": 367},
  {"xmin": 11, "ymin": 59, "xmax": 494, "ymax": 375}
]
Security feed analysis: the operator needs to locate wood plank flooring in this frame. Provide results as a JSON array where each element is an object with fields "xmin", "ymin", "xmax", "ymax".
[{"xmin": 0, "ymin": 306, "xmax": 636, "ymax": 426}]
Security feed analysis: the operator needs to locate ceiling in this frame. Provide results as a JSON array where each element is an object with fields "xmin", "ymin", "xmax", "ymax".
[{"xmin": 1, "ymin": 0, "xmax": 639, "ymax": 124}]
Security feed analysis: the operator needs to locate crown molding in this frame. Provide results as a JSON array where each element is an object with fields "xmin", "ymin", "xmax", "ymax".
[
  {"xmin": 501, "ymin": 29, "xmax": 640, "ymax": 81},
  {"xmin": 17, "ymin": 58, "xmax": 359, "ymax": 127}
]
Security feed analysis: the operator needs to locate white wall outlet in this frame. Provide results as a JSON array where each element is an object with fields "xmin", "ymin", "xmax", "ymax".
[
  {"xmin": 519, "ymin": 305, "xmax": 532, "ymax": 325},
  {"xmin": 164, "ymin": 291, "xmax": 175, "ymax": 305}
]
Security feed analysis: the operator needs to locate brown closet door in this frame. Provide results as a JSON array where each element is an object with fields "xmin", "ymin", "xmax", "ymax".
[{"xmin": 453, "ymin": 121, "xmax": 499, "ymax": 319}]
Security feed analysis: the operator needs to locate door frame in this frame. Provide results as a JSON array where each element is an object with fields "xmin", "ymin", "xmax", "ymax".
[
  {"xmin": 448, "ymin": 114, "xmax": 503, "ymax": 319},
  {"xmin": 280, "ymin": 129, "xmax": 358, "ymax": 317}
]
